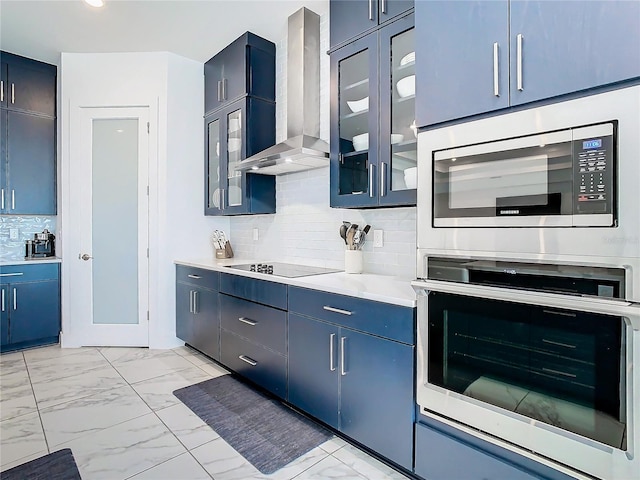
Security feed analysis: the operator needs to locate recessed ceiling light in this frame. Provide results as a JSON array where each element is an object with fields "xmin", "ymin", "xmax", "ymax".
[{"xmin": 84, "ymin": 0, "xmax": 105, "ymax": 8}]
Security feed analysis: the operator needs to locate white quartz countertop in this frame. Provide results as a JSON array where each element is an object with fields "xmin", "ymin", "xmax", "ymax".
[
  {"xmin": 175, "ymin": 258, "xmax": 417, "ymax": 308},
  {"xmin": 0, "ymin": 257, "xmax": 62, "ymax": 266}
]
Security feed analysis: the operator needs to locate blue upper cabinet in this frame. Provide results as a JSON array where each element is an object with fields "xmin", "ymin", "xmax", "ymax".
[
  {"xmin": 0, "ymin": 52, "xmax": 56, "ymax": 215},
  {"xmin": 330, "ymin": 14, "xmax": 416, "ymax": 208},
  {"xmin": 509, "ymin": 0, "xmax": 640, "ymax": 107},
  {"xmin": 204, "ymin": 33, "xmax": 276, "ymax": 216},
  {"xmin": 330, "ymin": 0, "xmax": 414, "ymax": 49},
  {"xmin": 205, "ymin": 97, "xmax": 275, "ymax": 216},
  {"xmin": 204, "ymin": 32, "xmax": 276, "ymax": 116},
  {"xmin": 415, "ymin": 0, "xmax": 640, "ymax": 128},
  {"xmin": 0, "ymin": 52, "xmax": 56, "ymax": 117}
]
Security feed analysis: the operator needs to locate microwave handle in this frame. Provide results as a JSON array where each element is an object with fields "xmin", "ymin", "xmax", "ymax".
[{"xmin": 412, "ymin": 279, "xmax": 640, "ymax": 330}]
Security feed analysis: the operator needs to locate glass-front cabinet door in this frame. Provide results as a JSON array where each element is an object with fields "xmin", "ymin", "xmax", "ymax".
[
  {"xmin": 206, "ymin": 117, "xmax": 222, "ymax": 212},
  {"xmin": 380, "ymin": 15, "xmax": 416, "ymax": 206},
  {"xmin": 226, "ymin": 108, "xmax": 243, "ymax": 209},
  {"xmin": 330, "ymin": 33, "xmax": 379, "ymax": 208}
]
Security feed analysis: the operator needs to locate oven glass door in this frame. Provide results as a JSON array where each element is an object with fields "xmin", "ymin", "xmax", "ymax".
[{"xmin": 427, "ymin": 291, "xmax": 626, "ymax": 449}]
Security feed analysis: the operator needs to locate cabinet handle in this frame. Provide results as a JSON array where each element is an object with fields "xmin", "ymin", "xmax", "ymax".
[
  {"xmin": 11, "ymin": 190, "xmax": 15, "ymax": 210},
  {"xmin": 1, "ymin": 288, "xmax": 5, "ymax": 312},
  {"xmin": 381, "ymin": 0, "xmax": 386, "ymax": 14},
  {"xmin": 542, "ymin": 309, "xmax": 577, "ymax": 318},
  {"xmin": 217, "ymin": 80, "xmax": 222, "ymax": 102},
  {"xmin": 192, "ymin": 291, "xmax": 198, "ymax": 314},
  {"xmin": 222, "ymin": 78, "xmax": 227, "ymax": 100},
  {"xmin": 0, "ymin": 273, "xmax": 23, "ymax": 277},
  {"xmin": 493, "ymin": 42, "xmax": 500, "ymax": 97},
  {"xmin": 239, "ymin": 354, "xmax": 258, "ymax": 366},
  {"xmin": 189, "ymin": 290, "xmax": 194, "ymax": 313},
  {"xmin": 323, "ymin": 305, "xmax": 352, "ymax": 316},
  {"xmin": 516, "ymin": 34, "xmax": 524, "ymax": 91},
  {"xmin": 542, "ymin": 367, "xmax": 576, "ymax": 379},
  {"xmin": 13, "ymin": 288, "xmax": 17, "ymax": 311},
  {"xmin": 238, "ymin": 317, "xmax": 258, "ymax": 326},
  {"xmin": 220, "ymin": 188, "xmax": 225, "ymax": 210},
  {"xmin": 368, "ymin": 0, "xmax": 374, "ymax": 20},
  {"xmin": 11, "ymin": 83, "xmax": 15, "ymax": 104},
  {"xmin": 329, "ymin": 333, "xmax": 336, "ymax": 371},
  {"xmin": 0, "ymin": 80, "xmax": 3, "ymax": 102},
  {"xmin": 542, "ymin": 338, "xmax": 576, "ymax": 349},
  {"xmin": 187, "ymin": 274, "xmax": 201, "ymax": 279},
  {"xmin": 1, "ymin": 189, "xmax": 4, "ymax": 210},
  {"xmin": 368, "ymin": 163, "xmax": 375, "ymax": 198},
  {"xmin": 380, "ymin": 162, "xmax": 387, "ymax": 197},
  {"xmin": 340, "ymin": 336, "xmax": 347, "ymax": 376}
]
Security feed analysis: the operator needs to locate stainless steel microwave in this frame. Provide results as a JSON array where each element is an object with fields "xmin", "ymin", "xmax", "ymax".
[{"xmin": 432, "ymin": 122, "xmax": 615, "ymax": 228}]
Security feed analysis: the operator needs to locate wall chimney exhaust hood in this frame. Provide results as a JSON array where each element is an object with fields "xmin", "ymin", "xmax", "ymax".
[{"xmin": 236, "ymin": 7, "xmax": 329, "ymax": 175}]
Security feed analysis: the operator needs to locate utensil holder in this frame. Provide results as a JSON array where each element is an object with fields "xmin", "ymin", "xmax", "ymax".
[{"xmin": 345, "ymin": 250, "xmax": 363, "ymax": 274}]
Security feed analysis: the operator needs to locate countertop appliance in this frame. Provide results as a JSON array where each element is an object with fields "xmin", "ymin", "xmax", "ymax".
[
  {"xmin": 413, "ymin": 85, "xmax": 640, "ymax": 480},
  {"xmin": 25, "ymin": 229, "xmax": 55, "ymax": 258},
  {"xmin": 226, "ymin": 262, "xmax": 340, "ymax": 278}
]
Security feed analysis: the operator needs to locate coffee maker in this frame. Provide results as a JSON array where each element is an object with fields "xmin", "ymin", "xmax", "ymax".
[{"xmin": 25, "ymin": 229, "xmax": 55, "ymax": 258}]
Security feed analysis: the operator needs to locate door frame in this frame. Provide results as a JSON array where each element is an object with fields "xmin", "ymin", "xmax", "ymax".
[{"xmin": 61, "ymin": 100, "xmax": 159, "ymax": 347}]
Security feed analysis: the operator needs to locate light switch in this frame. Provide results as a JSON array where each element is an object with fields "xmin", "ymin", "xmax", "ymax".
[
  {"xmin": 253, "ymin": 227, "xmax": 259, "ymax": 241},
  {"xmin": 9, "ymin": 228, "xmax": 19, "ymax": 240}
]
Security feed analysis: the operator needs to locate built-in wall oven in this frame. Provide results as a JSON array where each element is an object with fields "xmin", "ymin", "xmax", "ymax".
[{"xmin": 413, "ymin": 85, "xmax": 640, "ymax": 480}]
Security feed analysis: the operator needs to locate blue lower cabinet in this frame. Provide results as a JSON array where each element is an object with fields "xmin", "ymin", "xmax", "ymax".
[
  {"xmin": 0, "ymin": 263, "xmax": 60, "ymax": 352},
  {"xmin": 415, "ymin": 419, "xmax": 575, "ymax": 480},
  {"xmin": 175, "ymin": 266, "xmax": 220, "ymax": 361},
  {"xmin": 288, "ymin": 313, "xmax": 340, "ymax": 429},
  {"xmin": 288, "ymin": 312, "xmax": 414, "ymax": 471}
]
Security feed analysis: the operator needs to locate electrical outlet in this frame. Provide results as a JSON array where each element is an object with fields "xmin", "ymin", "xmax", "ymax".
[
  {"xmin": 9, "ymin": 228, "xmax": 19, "ymax": 241},
  {"xmin": 253, "ymin": 227, "xmax": 259, "ymax": 241},
  {"xmin": 373, "ymin": 229, "xmax": 383, "ymax": 248}
]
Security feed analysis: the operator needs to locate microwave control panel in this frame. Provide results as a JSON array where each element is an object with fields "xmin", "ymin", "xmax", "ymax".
[{"xmin": 573, "ymin": 127, "xmax": 614, "ymax": 216}]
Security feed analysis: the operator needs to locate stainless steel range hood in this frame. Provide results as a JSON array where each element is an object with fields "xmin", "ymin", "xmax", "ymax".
[{"xmin": 236, "ymin": 7, "xmax": 329, "ymax": 175}]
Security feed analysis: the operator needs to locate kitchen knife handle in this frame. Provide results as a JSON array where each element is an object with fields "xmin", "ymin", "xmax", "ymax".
[
  {"xmin": 516, "ymin": 34, "xmax": 524, "ymax": 91},
  {"xmin": 340, "ymin": 336, "xmax": 347, "ymax": 376},
  {"xmin": 493, "ymin": 42, "xmax": 500, "ymax": 97},
  {"xmin": 239, "ymin": 355, "xmax": 257, "ymax": 366},
  {"xmin": 329, "ymin": 333, "xmax": 336, "ymax": 371}
]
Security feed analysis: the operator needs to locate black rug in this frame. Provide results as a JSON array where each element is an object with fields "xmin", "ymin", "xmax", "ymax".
[
  {"xmin": 1, "ymin": 449, "xmax": 81, "ymax": 480},
  {"xmin": 173, "ymin": 374, "xmax": 332, "ymax": 474}
]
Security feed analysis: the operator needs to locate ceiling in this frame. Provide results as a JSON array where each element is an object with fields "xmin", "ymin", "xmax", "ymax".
[{"xmin": 0, "ymin": 0, "xmax": 329, "ymax": 66}]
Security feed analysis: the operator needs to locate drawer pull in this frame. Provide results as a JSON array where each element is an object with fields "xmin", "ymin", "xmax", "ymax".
[
  {"xmin": 187, "ymin": 274, "xmax": 202, "ymax": 279},
  {"xmin": 542, "ymin": 339, "xmax": 576, "ymax": 349},
  {"xmin": 543, "ymin": 309, "xmax": 576, "ymax": 318},
  {"xmin": 329, "ymin": 333, "xmax": 336, "ymax": 372},
  {"xmin": 0, "ymin": 273, "xmax": 24, "ymax": 277},
  {"xmin": 238, "ymin": 355, "xmax": 257, "ymax": 366},
  {"xmin": 542, "ymin": 367, "xmax": 576, "ymax": 379},
  {"xmin": 323, "ymin": 306, "xmax": 352, "ymax": 316},
  {"xmin": 238, "ymin": 317, "xmax": 258, "ymax": 326}
]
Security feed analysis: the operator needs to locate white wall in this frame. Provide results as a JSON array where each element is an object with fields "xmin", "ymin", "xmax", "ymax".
[
  {"xmin": 60, "ymin": 52, "xmax": 228, "ymax": 349},
  {"xmin": 229, "ymin": 10, "xmax": 417, "ymax": 279}
]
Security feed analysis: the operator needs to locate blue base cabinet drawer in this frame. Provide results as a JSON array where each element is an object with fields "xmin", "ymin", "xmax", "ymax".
[
  {"xmin": 220, "ymin": 328, "xmax": 287, "ymax": 399},
  {"xmin": 220, "ymin": 294, "xmax": 286, "ymax": 354},
  {"xmin": 0, "ymin": 263, "xmax": 60, "ymax": 353},
  {"xmin": 289, "ymin": 286, "xmax": 414, "ymax": 344},
  {"xmin": 220, "ymin": 273, "xmax": 287, "ymax": 310},
  {"xmin": 176, "ymin": 265, "xmax": 219, "ymax": 289},
  {"xmin": 415, "ymin": 420, "xmax": 574, "ymax": 480}
]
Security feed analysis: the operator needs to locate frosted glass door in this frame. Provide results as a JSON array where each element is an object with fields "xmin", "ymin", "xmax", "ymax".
[{"xmin": 92, "ymin": 119, "xmax": 139, "ymax": 325}]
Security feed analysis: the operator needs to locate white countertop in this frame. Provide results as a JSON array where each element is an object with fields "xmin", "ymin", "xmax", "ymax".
[
  {"xmin": 0, "ymin": 257, "xmax": 62, "ymax": 266},
  {"xmin": 175, "ymin": 258, "xmax": 417, "ymax": 308}
]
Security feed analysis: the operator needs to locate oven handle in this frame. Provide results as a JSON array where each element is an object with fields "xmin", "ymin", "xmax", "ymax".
[{"xmin": 412, "ymin": 279, "xmax": 640, "ymax": 330}]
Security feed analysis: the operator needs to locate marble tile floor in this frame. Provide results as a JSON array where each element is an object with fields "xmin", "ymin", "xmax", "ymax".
[{"xmin": 0, "ymin": 344, "xmax": 410, "ymax": 480}]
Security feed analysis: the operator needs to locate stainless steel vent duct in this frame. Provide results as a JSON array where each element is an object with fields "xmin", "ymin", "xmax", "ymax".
[{"xmin": 236, "ymin": 7, "xmax": 329, "ymax": 175}]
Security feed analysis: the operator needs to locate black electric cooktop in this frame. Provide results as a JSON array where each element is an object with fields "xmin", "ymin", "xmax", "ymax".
[{"xmin": 226, "ymin": 262, "xmax": 341, "ymax": 278}]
